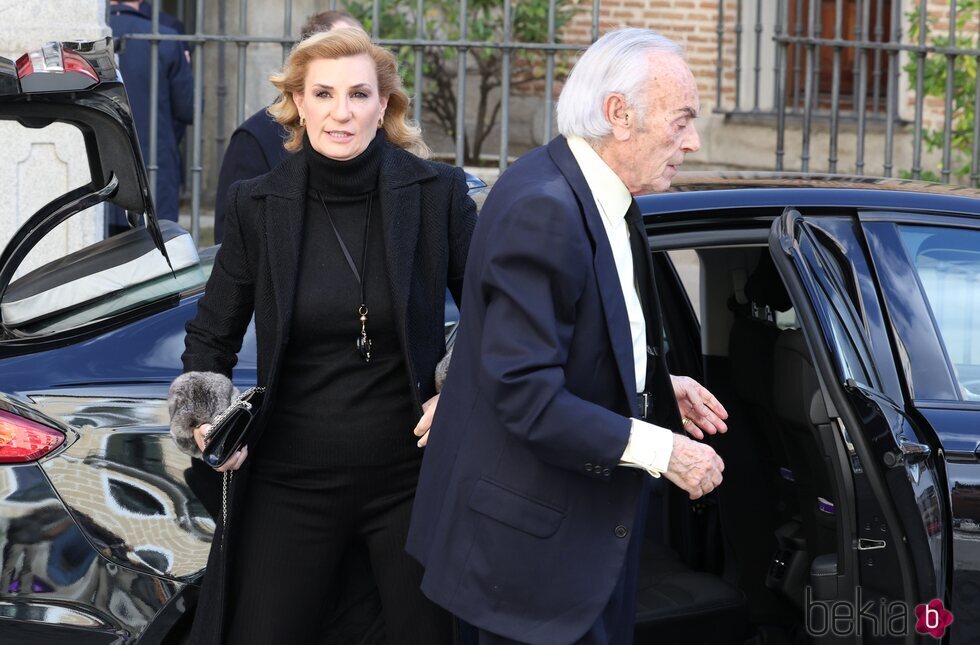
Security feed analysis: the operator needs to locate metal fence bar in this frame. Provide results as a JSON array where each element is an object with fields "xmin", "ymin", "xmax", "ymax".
[
  {"xmin": 499, "ymin": 0, "xmax": 512, "ymax": 173},
  {"xmin": 735, "ymin": 0, "xmax": 743, "ymax": 110},
  {"xmin": 811, "ymin": 0, "xmax": 823, "ymax": 111},
  {"xmin": 912, "ymin": 0, "xmax": 928, "ymax": 180},
  {"xmin": 854, "ymin": 0, "xmax": 870, "ymax": 174},
  {"xmin": 543, "ymin": 1, "xmax": 557, "ymax": 145},
  {"xmin": 851, "ymin": 0, "xmax": 863, "ymax": 116},
  {"xmin": 792, "ymin": 0, "xmax": 804, "ymax": 111},
  {"xmin": 216, "ymin": 0, "xmax": 228, "ymax": 162},
  {"xmin": 942, "ymin": 0, "xmax": 959, "ymax": 183},
  {"xmin": 882, "ymin": 0, "xmax": 900, "ymax": 176},
  {"xmin": 148, "ymin": 2, "xmax": 161, "ymax": 207},
  {"xmin": 752, "ymin": 0, "xmax": 762, "ymax": 111},
  {"xmin": 871, "ymin": 0, "xmax": 884, "ymax": 114},
  {"xmin": 282, "ymin": 0, "xmax": 293, "ymax": 64},
  {"xmin": 190, "ymin": 0, "xmax": 205, "ymax": 244},
  {"xmin": 775, "ymin": 6, "xmax": 787, "ymax": 170},
  {"xmin": 414, "ymin": 0, "xmax": 425, "ymax": 127},
  {"xmin": 236, "ymin": 0, "xmax": 249, "ymax": 126},
  {"xmin": 773, "ymin": 0, "xmax": 784, "ymax": 113},
  {"xmin": 973, "ymin": 10, "xmax": 980, "ymax": 187},
  {"xmin": 592, "ymin": 0, "xmax": 600, "ymax": 41},
  {"xmin": 715, "ymin": 0, "xmax": 724, "ymax": 110},
  {"xmin": 800, "ymin": 0, "xmax": 816, "ymax": 171},
  {"xmin": 372, "ymin": 0, "xmax": 381, "ymax": 40},
  {"xmin": 828, "ymin": 0, "xmax": 843, "ymax": 173},
  {"xmin": 455, "ymin": 0, "xmax": 468, "ymax": 166}
]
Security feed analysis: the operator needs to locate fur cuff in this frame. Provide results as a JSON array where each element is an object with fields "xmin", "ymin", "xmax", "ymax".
[
  {"xmin": 168, "ymin": 371, "xmax": 239, "ymax": 458},
  {"xmin": 435, "ymin": 346, "xmax": 453, "ymax": 393}
]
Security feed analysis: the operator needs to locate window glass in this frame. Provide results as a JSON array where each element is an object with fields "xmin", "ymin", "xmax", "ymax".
[
  {"xmin": 900, "ymin": 225, "xmax": 980, "ymax": 401},
  {"xmin": 666, "ymin": 249, "xmax": 701, "ymax": 323}
]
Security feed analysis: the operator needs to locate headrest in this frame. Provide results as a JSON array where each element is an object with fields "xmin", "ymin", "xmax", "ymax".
[{"xmin": 745, "ymin": 254, "xmax": 793, "ymax": 312}]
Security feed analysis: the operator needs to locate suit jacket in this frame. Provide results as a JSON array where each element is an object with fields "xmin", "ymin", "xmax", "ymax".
[
  {"xmin": 213, "ymin": 107, "xmax": 290, "ymax": 244},
  {"xmin": 406, "ymin": 136, "xmax": 679, "ymax": 643},
  {"xmin": 183, "ymin": 141, "xmax": 476, "ymax": 643}
]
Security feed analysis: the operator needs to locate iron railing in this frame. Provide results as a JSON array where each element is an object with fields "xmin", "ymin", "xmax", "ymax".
[
  {"xmin": 109, "ymin": 0, "xmax": 600, "ymax": 245},
  {"xmin": 718, "ymin": 0, "xmax": 980, "ymax": 185}
]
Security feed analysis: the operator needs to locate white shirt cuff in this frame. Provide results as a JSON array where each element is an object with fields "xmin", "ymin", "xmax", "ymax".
[{"xmin": 619, "ymin": 418, "xmax": 674, "ymax": 477}]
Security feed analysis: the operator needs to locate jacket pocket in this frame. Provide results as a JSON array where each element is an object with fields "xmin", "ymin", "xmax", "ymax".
[{"xmin": 468, "ymin": 478, "xmax": 565, "ymax": 539}]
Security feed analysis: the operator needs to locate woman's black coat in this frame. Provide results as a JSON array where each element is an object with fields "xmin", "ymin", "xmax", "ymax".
[{"xmin": 182, "ymin": 142, "xmax": 476, "ymax": 643}]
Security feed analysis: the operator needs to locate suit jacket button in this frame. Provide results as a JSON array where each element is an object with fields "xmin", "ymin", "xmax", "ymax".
[
  {"xmin": 585, "ymin": 463, "xmax": 593, "ymax": 472},
  {"xmin": 602, "ymin": 468, "xmax": 611, "ymax": 476},
  {"xmin": 615, "ymin": 525, "xmax": 628, "ymax": 539}
]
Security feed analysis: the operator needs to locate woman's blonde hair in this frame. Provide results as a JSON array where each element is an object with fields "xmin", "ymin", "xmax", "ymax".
[{"xmin": 269, "ymin": 28, "xmax": 429, "ymax": 158}]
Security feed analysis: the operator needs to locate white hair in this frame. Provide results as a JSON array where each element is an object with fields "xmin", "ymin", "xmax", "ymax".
[{"xmin": 556, "ymin": 28, "xmax": 685, "ymax": 142}]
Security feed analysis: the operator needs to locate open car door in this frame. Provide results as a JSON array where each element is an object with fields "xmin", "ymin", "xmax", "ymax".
[{"xmin": 770, "ymin": 208, "xmax": 949, "ymax": 643}]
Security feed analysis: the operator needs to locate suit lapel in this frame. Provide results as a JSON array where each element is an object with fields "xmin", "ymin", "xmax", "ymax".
[{"xmin": 548, "ymin": 136, "xmax": 638, "ymax": 401}]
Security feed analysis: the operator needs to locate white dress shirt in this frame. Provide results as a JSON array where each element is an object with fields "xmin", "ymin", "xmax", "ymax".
[{"xmin": 566, "ymin": 136, "xmax": 673, "ymax": 476}]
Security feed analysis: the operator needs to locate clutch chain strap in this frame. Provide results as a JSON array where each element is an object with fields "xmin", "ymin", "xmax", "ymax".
[{"xmin": 221, "ymin": 471, "xmax": 232, "ymax": 535}]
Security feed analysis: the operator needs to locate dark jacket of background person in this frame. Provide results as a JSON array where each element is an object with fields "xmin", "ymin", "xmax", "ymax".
[
  {"xmin": 213, "ymin": 108, "xmax": 289, "ymax": 244},
  {"xmin": 406, "ymin": 135, "xmax": 683, "ymax": 642},
  {"xmin": 180, "ymin": 143, "xmax": 476, "ymax": 643},
  {"xmin": 109, "ymin": 3, "xmax": 193, "ymax": 224}
]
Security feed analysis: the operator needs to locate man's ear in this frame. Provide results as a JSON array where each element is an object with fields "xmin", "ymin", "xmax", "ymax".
[{"xmin": 603, "ymin": 93, "xmax": 631, "ymax": 142}]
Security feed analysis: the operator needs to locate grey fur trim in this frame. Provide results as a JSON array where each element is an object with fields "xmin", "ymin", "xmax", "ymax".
[
  {"xmin": 168, "ymin": 371, "xmax": 239, "ymax": 458},
  {"xmin": 435, "ymin": 346, "xmax": 453, "ymax": 393}
]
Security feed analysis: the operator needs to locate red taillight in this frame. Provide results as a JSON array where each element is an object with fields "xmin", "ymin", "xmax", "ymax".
[
  {"xmin": 62, "ymin": 49, "xmax": 98, "ymax": 83},
  {"xmin": 0, "ymin": 409, "xmax": 64, "ymax": 463},
  {"xmin": 14, "ymin": 53, "xmax": 33, "ymax": 79}
]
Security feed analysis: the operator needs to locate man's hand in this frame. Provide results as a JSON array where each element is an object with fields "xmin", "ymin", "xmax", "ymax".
[
  {"xmin": 670, "ymin": 375, "xmax": 729, "ymax": 440},
  {"xmin": 413, "ymin": 394, "xmax": 440, "ymax": 447},
  {"xmin": 194, "ymin": 423, "xmax": 248, "ymax": 473},
  {"xmin": 663, "ymin": 434, "xmax": 724, "ymax": 500}
]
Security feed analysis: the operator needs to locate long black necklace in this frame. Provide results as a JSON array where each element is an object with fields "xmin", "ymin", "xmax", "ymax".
[{"xmin": 316, "ymin": 190, "xmax": 374, "ymax": 363}]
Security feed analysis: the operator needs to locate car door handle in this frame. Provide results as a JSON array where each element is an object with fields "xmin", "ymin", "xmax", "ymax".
[{"xmin": 898, "ymin": 436, "xmax": 931, "ymax": 465}]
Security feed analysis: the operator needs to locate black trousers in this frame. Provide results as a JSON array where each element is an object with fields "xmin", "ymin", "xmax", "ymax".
[{"xmin": 224, "ymin": 455, "xmax": 453, "ymax": 645}]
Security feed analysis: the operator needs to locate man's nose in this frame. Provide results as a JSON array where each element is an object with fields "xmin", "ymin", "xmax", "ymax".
[{"xmin": 684, "ymin": 122, "xmax": 701, "ymax": 153}]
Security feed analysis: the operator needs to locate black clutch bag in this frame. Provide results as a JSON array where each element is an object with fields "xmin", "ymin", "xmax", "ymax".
[{"xmin": 202, "ymin": 386, "xmax": 266, "ymax": 468}]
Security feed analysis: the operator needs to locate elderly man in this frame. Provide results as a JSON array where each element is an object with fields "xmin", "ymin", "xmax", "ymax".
[{"xmin": 407, "ymin": 28, "xmax": 729, "ymax": 644}]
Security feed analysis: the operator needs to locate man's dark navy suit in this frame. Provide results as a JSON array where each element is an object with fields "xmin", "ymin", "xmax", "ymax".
[{"xmin": 407, "ymin": 136, "xmax": 681, "ymax": 644}]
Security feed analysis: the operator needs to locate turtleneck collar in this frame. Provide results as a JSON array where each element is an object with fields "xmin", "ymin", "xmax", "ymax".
[{"xmin": 305, "ymin": 129, "xmax": 385, "ymax": 197}]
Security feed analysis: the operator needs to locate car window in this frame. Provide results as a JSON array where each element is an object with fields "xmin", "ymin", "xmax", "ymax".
[
  {"xmin": 899, "ymin": 225, "xmax": 980, "ymax": 402},
  {"xmin": 797, "ymin": 222, "xmax": 876, "ymax": 389},
  {"xmin": 666, "ymin": 249, "xmax": 700, "ymax": 323}
]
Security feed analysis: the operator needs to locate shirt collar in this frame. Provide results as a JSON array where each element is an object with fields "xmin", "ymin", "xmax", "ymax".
[{"xmin": 566, "ymin": 135, "xmax": 632, "ymax": 228}]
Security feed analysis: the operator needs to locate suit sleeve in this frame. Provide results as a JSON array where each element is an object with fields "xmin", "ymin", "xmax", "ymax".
[
  {"xmin": 447, "ymin": 166, "xmax": 477, "ymax": 310},
  {"xmin": 214, "ymin": 130, "xmax": 270, "ymax": 244},
  {"xmin": 166, "ymin": 40, "xmax": 194, "ymax": 126},
  {"xmin": 181, "ymin": 181, "xmax": 256, "ymax": 377},
  {"xmin": 478, "ymin": 194, "xmax": 631, "ymax": 476}
]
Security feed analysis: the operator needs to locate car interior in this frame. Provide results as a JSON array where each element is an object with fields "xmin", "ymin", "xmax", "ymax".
[{"xmin": 629, "ymin": 241, "xmax": 846, "ymax": 645}]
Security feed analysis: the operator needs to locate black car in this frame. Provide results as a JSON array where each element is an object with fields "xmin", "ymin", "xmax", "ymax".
[{"xmin": 0, "ymin": 39, "xmax": 977, "ymax": 644}]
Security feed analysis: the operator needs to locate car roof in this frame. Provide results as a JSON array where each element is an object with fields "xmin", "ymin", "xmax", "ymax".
[{"xmin": 637, "ymin": 172, "xmax": 980, "ymax": 217}]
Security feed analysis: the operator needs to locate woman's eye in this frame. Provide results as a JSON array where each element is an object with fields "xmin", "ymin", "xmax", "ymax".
[
  {"xmin": 315, "ymin": 90, "xmax": 330, "ymax": 99},
  {"xmin": 352, "ymin": 91, "xmax": 368, "ymax": 99}
]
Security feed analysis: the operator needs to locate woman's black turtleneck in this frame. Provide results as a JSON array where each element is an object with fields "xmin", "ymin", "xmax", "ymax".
[{"xmin": 260, "ymin": 131, "xmax": 420, "ymax": 467}]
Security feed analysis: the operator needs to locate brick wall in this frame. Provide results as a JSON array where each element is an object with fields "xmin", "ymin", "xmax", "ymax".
[{"xmin": 560, "ymin": 0, "xmax": 736, "ymax": 111}]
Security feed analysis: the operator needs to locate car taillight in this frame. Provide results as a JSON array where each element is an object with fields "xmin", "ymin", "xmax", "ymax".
[
  {"xmin": 0, "ymin": 409, "xmax": 64, "ymax": 463},
  {"xmin": 62, "ymin": 50, "xmax": 98, "ymax": 83}
]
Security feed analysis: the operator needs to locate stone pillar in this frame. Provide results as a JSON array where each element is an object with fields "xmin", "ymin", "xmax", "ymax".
[{"xmin": 0, "ymin": 0, "xmax": 110, "ymax": 278}]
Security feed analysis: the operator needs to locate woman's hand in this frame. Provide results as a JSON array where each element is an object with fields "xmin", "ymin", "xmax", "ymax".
[
  {"xmin": 669, "ymin": 375, "xmax": 729, "ymax": 440},
  {"xmin": 194, "ymin": 423, "xmax": 249, "ymax": 472},
  {"xmin": 413, "ymin": 394, "xmax": 440, "ymax": 448}
]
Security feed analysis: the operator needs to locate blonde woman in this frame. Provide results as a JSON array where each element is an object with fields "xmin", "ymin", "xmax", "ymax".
[{"xmin": 168, "ymin": 29, "xmax": 474, "ymax": 644}]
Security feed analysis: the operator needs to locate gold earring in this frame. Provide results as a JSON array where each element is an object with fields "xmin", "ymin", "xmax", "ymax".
[
  {"xmin": 300, "ymin": 115, "xmax": 306, "ymax": 127},
  {"xmin": 378, "ymin": 116, "xmax": 384, "ymax": 128}
]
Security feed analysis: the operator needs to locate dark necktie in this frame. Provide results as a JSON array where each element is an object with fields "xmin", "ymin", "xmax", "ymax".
[{"xmin": 625, "ymin": 198, "xmax": 662, "ymax": 373}]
